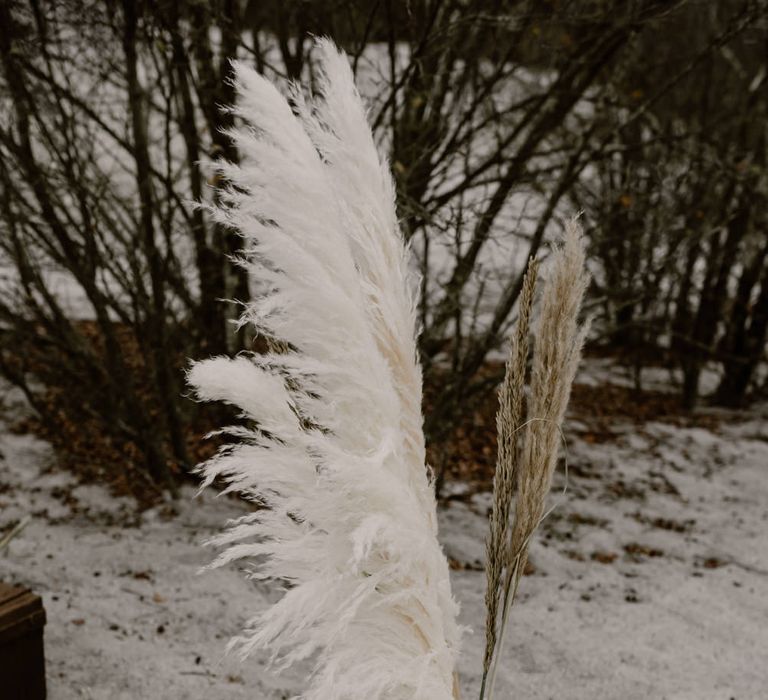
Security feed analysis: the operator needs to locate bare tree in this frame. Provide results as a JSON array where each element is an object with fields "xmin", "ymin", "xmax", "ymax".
[{"xmin": 1, "ymin": 0, "xmax": 766, "ymax": 494}]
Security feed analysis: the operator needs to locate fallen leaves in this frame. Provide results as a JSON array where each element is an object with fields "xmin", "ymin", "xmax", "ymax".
[
  {"xmin": 699, "ymin": 556, "xmax": 728, "ymax": 570},
  {"xmin": 623, "ymin": 543, "xmax": 664, "ymax": 561},
  {"xmin": 632, "ymin": 512, "xmax": 695, "ymax": 533},
  {"xmin": 591, "ymin": 551, "xmax": 618, "ymax": 564}
]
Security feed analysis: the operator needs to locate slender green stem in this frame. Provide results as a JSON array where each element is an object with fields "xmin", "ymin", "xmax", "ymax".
[
  {"xmin": 487, "ymin": 554, "xmax": 522, "ymax": 699},
  {"xmin": 478, "ymin": 673, "xmax": 488, "ymax": 700}
]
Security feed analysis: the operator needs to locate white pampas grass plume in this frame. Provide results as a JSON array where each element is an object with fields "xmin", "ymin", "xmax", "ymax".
[
  {"xmin": 187, "ymin": 40, "xmax": 460, "ymax": 700},
  {"xmin": 482, "ymin": 219, "xmax": 590, "ymax": 698}
]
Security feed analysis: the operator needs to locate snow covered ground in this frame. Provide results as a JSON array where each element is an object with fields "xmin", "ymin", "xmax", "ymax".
[{"xmin": 1, "ymin": 362, "xmax": 767, "ymax": 699}]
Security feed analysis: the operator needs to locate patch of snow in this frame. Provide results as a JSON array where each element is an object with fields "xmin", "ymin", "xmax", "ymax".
[{"xmin": 1, "ymin": 376, "xmax": 767, "ymax": 698}]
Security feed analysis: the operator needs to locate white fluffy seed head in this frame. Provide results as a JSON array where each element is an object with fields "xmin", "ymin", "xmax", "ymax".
[{"xmin": 188, "ymin": 40, "xmax": 461, "ymax": 700}]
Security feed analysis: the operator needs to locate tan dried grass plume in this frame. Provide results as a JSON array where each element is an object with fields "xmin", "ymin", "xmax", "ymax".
[
  {"xmin": 482, "ymin": 219, "xmax": 590, "ymax": 699},
  {"xmin": 482, "ymin": 258, "xmax": 539, "ymax": 680}
]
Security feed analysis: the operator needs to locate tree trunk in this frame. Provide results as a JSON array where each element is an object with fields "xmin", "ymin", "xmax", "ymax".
[
  {"xmin": 716, "ymin": 261, "xmax": 768, "ymax": 406},
  {"xmin": 122, "ymin": 0, "xmax": 186, "ymax": 486}
]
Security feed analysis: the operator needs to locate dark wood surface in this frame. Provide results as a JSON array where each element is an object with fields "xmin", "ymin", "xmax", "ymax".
[{"xmin": 0, "ymin": 582, "xmax": 47, "ymax": 699}]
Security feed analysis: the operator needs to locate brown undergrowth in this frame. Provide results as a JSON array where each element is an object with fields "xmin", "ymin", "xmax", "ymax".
[
  {"xmin": 426, "ymin": 356, "xmax": 724, "ymax": 500},
  {"xmin": 7, "ymin": 321, "xmax": 219, "ymax": 509},
  {"xmin": 7, "ymin": 324, "xmax": 720, "ymax": 510}
]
